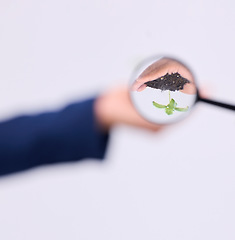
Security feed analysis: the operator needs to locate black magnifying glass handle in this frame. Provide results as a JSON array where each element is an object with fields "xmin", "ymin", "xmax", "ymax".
[{"xmin": 197, "ymin": 94, "xmax": 235, "ymax": 111}]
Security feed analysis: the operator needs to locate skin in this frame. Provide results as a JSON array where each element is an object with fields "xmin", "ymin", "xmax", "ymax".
[
  {"xmin": 94, "ymin": 85, "xmax": 208, "ymax": 130},
  {"xmin": 94, "ymin": 58, "xmax": 206, "ymax": 130},
  {"xmin": 94, "ymin": 86, "xmax": 163, "ymax": 132},
  {"xmin": 131, "ymin": 57, "xmax": 197, "ymax": 95}
]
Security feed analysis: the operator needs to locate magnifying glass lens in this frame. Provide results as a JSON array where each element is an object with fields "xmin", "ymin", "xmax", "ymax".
[{"xmin": 130, "ymin": 56, "xmax": 197, "ymax": 125}]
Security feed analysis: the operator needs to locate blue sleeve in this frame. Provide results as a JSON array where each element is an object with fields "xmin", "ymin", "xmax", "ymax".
[{"xmin": 0, "ymin": 98, "xmax": 109, "ymax": 176}]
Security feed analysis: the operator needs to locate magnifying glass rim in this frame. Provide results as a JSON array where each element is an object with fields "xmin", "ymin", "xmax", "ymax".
[{"xmin": 129, "ymin": 55, "xmax": 198, "ymax": 125}]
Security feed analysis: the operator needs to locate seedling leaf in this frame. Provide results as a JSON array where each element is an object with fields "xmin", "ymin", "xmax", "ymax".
[
  {"xmin": 165, "ymin": 108, "xmax": 174, "ymax": 115},
  {"xmin": 175, "ymin": 106, "xmax": 189, "ymax": 112},
  {"xmin": 153, "ymin": 101, "xmax": 166, "ymax": 109},
  {"xmin": 168, "ymin": 98, "xmax": 177, "ymax": 109}
]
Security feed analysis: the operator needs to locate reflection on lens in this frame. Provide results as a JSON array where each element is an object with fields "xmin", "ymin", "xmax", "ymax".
[{"xmin": 130, "ymin": 56, "xmax": 197, "ymax": 124}]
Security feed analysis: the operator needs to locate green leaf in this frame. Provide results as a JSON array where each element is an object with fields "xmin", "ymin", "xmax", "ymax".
[
  {"xmin": 168, "ymin": 98, "xmax": 177, "ymax": 109},
  {"xmin": 165, "ymin": 108, "xmax": 174, "ymax": 115},
  {"xmin": 175, "ymin": 106, "xmax": 189, "ymax": 112},
  {"xmin": 153, "ymin": 101, "xmax": 166, "ymax": 109}
]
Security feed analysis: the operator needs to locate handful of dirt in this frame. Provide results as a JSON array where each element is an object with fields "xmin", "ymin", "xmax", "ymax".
[{"xmin": 145, "ymin": 72, "xmax": 190, "ymax": 92}]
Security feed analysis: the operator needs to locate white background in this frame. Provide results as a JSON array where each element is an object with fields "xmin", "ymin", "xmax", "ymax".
[{"xmin": 0, "ymin": 0, "xmax": 235, "ymax": 239}]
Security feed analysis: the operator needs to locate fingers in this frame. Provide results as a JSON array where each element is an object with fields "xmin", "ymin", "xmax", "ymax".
[
  {"xmin": 180, "ymin": 81, "xmax": 197, "ymax": 94},
  {"xmin": 137, "ymin": 83, "xmax": 147, "ymax": 92},
  {"xmin": 131, "ymin": 57, "xmax": 197, "ymax": 95},
  {"xmin": 131, "ymin": 81, "xmax": 147, "ymax": 92}
]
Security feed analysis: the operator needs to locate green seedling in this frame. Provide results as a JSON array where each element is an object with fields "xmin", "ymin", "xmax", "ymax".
[{"xmin": 153, "ymin": 91, "xmax": 189, "ymax": 115}]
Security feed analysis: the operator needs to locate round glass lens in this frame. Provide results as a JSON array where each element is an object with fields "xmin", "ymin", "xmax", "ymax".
[{"xmin": 130, "ymin": 56, "xmax": 197, "ymax": 124}]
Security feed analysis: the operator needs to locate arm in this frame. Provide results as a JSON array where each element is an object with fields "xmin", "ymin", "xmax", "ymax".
[
  {"xmin": 0, "ymin": 98, "xmax": 109, "ymax": 176},
  {"xmin": 0, "ymin": 87, "xmax": 162, "ymax": 177}
]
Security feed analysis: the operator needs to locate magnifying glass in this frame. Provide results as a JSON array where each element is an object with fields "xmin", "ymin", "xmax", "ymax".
[{"xmin": 130, "ymin": 56, "xmax": 235, "ymax": 125}]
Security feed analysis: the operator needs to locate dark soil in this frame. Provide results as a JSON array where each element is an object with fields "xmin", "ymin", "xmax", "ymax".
[{"xmin": 145, "ymin": 72, "xmax": 190, "ymax": 91}]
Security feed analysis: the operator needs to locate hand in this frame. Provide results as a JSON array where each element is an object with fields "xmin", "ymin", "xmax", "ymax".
[
  {"xmin": 131, "ymin": 57, "xmax": 196, "ymax": 95},
  {"xmin": 94, "ymin": 86, "xmax": 163, "ymax": 131}
]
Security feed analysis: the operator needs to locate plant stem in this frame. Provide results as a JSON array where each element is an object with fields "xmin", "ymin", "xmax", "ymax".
[{"xmin": 168, "ymin": 90, "xmax": 171, "ymax": 102}]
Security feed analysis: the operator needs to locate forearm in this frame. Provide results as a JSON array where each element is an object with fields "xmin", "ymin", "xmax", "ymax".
[{"xmin": 0, "ymin": 98, "xmax": 109, "ymax": 176}]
